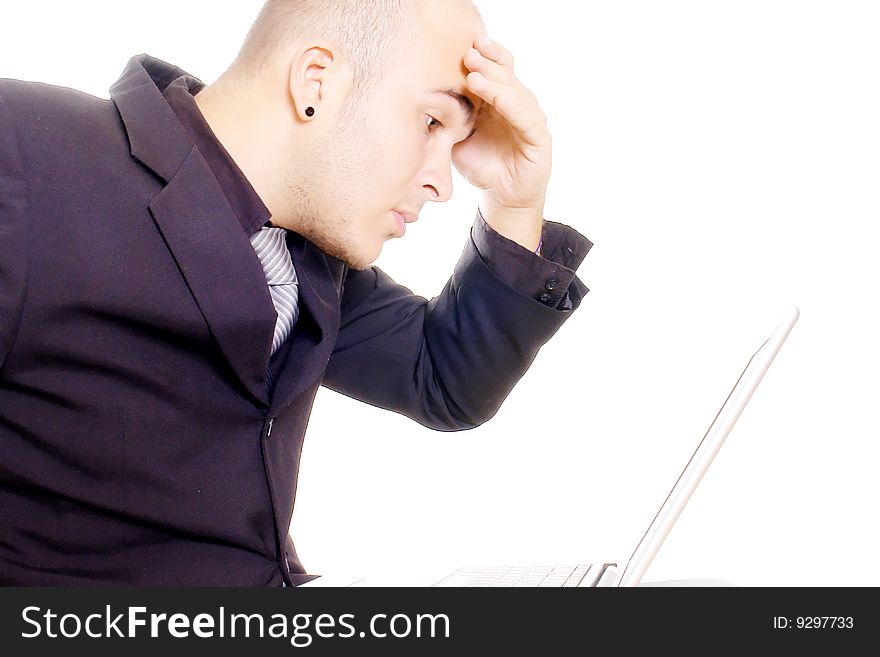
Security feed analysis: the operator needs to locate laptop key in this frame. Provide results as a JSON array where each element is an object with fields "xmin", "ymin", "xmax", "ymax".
[
  {"xmin": 577, "ymin": 563, "xmax": 607, "ymax": 587},
  {"xmin": 594, "ymin": 563, "xmax": 619, "ymax": 587}
]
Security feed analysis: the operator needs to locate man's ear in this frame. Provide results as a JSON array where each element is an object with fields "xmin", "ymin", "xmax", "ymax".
[{"xmin": 287, "ymin": 45, "xmax": 350, "ymax": 122}]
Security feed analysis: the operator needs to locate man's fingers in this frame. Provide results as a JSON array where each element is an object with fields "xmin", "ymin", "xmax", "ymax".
[
  {"xmin": 465, "ymin": 37, "xmax": 549, "ymax": 149},
  {"xmin": 465, "ymin": 47, "xmax": 513, "ymax": 84},
  {"xmin": 466, "ymin": 72, "xmax": 546, "ymax": 146},
  {"xmin": 474, "ymin": 36, "xmax": 514, "ymax": 71}
]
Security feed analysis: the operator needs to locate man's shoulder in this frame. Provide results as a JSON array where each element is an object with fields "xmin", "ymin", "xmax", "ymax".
[
  {"xmin": 0, "ymin": 76, "xmax": 109, "ymax": 112},
  {"xmin": 0, "ymin": 76, "xmax": 127, "ymax": 164},
  {"xmin": 0, "ymin": 77, "xmax": 118, "ymax": 139}
]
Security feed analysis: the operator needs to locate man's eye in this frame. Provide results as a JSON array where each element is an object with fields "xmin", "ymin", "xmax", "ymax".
[{"xmin": 425, "ymin": 115, "xmax": 443, "ymax": 132}]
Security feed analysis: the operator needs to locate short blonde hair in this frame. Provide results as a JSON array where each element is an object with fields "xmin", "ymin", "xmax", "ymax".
[{"xmin": 234, "ymin": 0, "xmax": 422, "ymax": 101}]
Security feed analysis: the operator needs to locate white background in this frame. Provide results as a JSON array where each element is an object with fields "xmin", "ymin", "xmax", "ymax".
[{"xmin": 2, "ymin": 1, "xmax": 878, "ymax": 587}]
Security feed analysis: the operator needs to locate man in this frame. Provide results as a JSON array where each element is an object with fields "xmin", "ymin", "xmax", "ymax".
[{"xmin": 0, "ymin": 0, "xmax": 591, "ymax": 585}]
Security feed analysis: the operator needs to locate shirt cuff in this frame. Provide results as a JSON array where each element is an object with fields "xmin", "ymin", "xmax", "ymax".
[{"xmin": 470, "ymin": 209, "xmax": 593, "ymax": 310}]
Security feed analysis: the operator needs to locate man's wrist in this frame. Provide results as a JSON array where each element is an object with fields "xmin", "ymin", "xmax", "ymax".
[{"xmin": 479, "ymin": 198, "xmax": 545, "ymax": 253}]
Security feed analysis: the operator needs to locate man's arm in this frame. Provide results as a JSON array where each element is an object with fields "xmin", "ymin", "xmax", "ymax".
[
  {"xmin": 323, "ymin": 35, "xmax": 591, "ymax": 430},
  {"xmin": 321, "ymin": 213, "xmax": 590, "ymax": 431},
  {"xmin": 470, "ymin": 209, "xmax": 592, "ymax": 311},
  {"xmin": 0, "ymin": 87, "xmax": 29, "ymax": 371}
]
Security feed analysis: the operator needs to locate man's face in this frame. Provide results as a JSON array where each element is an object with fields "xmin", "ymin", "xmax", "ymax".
[{"xmin": 286, "ymin": 2, "xmax": 485, "ymax": 269}]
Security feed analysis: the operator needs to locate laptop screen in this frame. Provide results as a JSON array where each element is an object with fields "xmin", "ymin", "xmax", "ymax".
[{"xmin": 616, "ymin": 306, "xmax": 800, "ymax": 586}]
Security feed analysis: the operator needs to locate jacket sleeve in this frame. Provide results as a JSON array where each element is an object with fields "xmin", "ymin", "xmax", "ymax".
[
  {"xmin": 0, "ymin": 87, "xmax": 29, "ymax": 372},
  {"xmin": 321, "ymin": 215, "xmax": 591, "ymax": 431}
]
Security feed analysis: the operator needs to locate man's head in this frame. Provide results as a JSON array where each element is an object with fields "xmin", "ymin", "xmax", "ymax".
[{"xmin": 198, "ymin": 0, "xmax": 487, "ymax": 269}]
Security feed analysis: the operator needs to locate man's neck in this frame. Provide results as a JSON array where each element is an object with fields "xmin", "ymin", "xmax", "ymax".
[{"xmin": 194, "ymin": 80, "xmax": 283, "ymax": 221}]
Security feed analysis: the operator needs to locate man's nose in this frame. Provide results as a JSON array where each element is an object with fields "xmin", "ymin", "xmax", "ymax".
[{"xmin": 421, "ymin": 149, "xmax": 454, "ymax": 203}]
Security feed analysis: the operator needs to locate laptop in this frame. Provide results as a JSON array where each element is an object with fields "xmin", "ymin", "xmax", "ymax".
[{"xmin": 301, "ymin": 305, "xmax": 800, "ymax": 587}]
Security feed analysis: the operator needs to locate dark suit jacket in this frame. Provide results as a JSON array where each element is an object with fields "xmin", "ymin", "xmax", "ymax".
[{"xmin": 0, "ymin": 55, "xmax": 590, "ymax": 585}]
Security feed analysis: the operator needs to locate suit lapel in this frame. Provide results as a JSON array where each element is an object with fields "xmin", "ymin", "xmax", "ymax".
[
  {"xmin": 148, "ymin": 150, "xmax": 276, "ymax": 407},
  {"xmin": 111, "ymin": 56, "xmax": 276, "ymax": 407}
]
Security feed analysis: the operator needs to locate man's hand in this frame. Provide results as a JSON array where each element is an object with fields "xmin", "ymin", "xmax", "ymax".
[{"xmin": 453, "ymin": 35, "xmax": 552, "ymax": 252}]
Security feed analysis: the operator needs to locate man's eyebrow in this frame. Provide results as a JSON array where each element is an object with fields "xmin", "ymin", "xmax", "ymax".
[{"xmin": 426, "ymin": 88, "xmax": 477, "ymax": 125}]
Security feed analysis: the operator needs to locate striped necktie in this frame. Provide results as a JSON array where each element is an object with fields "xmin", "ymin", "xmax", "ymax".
[{"xmin": 249, "ymin": 226, "xmax": 300, "ymax": 358}]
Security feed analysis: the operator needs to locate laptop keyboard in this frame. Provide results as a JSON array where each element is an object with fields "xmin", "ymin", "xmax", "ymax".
[{"xmin": 432, "ymin": 563, "xmax": 618, "ymax": 587}]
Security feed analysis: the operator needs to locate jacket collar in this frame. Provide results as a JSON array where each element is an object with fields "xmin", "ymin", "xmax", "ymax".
[{"xmin": 110, "ymin": 54, "xmax": 200, "ymax": 183}]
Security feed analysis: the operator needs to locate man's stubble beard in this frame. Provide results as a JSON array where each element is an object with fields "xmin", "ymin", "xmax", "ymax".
[{"xmin": 282, "ymin": 101, "xmax": 377, "ymax": 271}]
